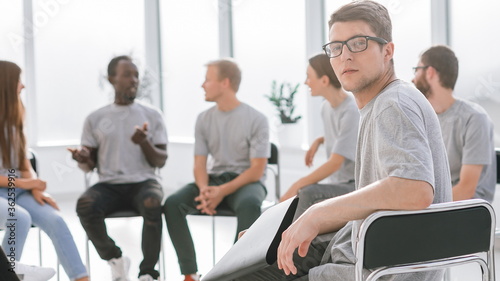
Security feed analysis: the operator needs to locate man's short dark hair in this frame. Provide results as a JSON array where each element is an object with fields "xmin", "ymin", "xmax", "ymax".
[
  {"xmin": 108, "ymin": 55, "xmax": 133, "ymax": 77},
  {"xmin": 329, "ymin": 0, "xmax": 392, "ymax": 43},
  {"xmin": 420, "ymin": 45, "xmax": 459, "ymax": 90}
]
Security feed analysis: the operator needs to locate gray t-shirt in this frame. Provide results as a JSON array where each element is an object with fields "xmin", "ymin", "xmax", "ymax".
[
  {"xmin": 309, "ymin": 80, "xmax": 452, "ymax": 281},
  {"xmin": 321, "ymin": 95, "xmax": 359, "ymax": 183},
  {"xmin": 438, "ymin": 98, "xmax": 496, "ymax": 202},
  {"xmin": 81, "ymin": 101, "xmax": 168, "ymax": 184},
  {"xmin": 194, "ymin": 103, "xmax": 270, "ymax": 180}
]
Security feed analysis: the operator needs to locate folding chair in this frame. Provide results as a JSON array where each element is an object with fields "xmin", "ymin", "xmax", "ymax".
[
  {"xmin": 83, "ymin": 172, "xmax": 167, "ymax": 279},
  {"xmin": 355, "ymin": 199, "xmax": 495, "ymax": 281}
]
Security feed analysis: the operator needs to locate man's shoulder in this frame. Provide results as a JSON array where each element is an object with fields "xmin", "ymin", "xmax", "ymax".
[
  {"xmin": 86, "ymin": 104, "xmax": 113, "ymax": 119},
  {"xmin": 197, "ymin": 105, "xmax": 218, "ymax": 119},
  {"xmin": 373, "ymin": 80, "xmax": 420, "ymax": 109},
  {"xmin": 134, "ymin": 100, "xmax": 164, "ymax": 116},
  {"xmin": 455, "ymin": 98, "xmax": 489, "ymax": 118},
  {"xmin": 239, "ymin": 102, "xmax": 267, "ymax": 120}
]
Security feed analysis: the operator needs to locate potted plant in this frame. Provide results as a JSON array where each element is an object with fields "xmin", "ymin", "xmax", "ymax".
[{"xmin": 265, "ymin": 80, "xmax": 302, "ymax": 124}]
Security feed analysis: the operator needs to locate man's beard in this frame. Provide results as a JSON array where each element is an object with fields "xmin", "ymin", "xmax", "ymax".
[{"xmin": 414, "ymin": 76, "xmax": 431, "ymax": 98}]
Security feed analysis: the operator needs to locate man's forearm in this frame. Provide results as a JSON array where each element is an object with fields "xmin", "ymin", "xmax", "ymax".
[
  {"xmin": 219, "ymin": 164, "xmax": 265, "ymax": 196},
  {"xmin": 139, "ymin": 141, "xmax": 167, "ymax": 168},
  {"xmin": 308, "ymin": 176, "xmax": 435, "ymax": 235},
  {"xmin": 78, "ymin": 162, "xmax": 95, "ymax": 173}
]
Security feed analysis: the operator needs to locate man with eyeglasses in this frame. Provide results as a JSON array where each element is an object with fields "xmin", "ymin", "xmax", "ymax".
[
  {"xmin": 235, "ymin": 1, "xmax": 451, "ymax": 281},
  {"xmin": 413, "ymin": 45, "xmax": 496, "ymax": 203}
]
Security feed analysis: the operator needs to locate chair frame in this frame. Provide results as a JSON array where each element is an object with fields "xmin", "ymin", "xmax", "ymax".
[
  {"xmin": 355, "ymin": 199, "xmax": 496, "ymax": 281},
  {"xmin": 204, "ymin": 143, "xmax": 280, "ymax": 265},
  {"xmin": 83, "ymin": 173, "xmax": 167, "ymax": 279}
]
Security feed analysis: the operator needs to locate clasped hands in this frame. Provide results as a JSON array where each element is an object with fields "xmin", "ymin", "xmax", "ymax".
[{"xmin": 195, "ymin": 185, "xmax": 225, "ymax": 215}]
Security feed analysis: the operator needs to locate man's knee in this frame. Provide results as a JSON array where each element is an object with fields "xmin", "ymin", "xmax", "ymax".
[
  {"xmin": 235, "ymin": 196, "xmax": 262, "ymax": 213},
  {"xmin": 76, "ymin": 193, "xmax": 98, "ymax": 218},
  {"xmin": 143, "ymin": 196, "xmax": 161, "ymax": 209}
]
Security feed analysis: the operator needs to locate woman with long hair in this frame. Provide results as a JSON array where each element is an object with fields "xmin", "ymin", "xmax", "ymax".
[
  {"xmin": 0, "ymin": 61, "xmax": 88, "ymax": 281},
  {"xmin": 279, "ymin": 54, "xmax": 360, "ymax": 218}
]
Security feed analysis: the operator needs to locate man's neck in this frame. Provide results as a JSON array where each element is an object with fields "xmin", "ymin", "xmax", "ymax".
[
  {"xmin": 114, "ymin": 93, "xmax": 134, "ymax": 105},
  {"xmin": 353, "ymin": 69, "xmax": 397, "ymax": 109},
  {"xmin": 427, "ymin": 88, "xmax": 455, "ymax": 114},
  {"xmin": 216, "ymin": 93, "xmax": 241, "ymax": 112}
]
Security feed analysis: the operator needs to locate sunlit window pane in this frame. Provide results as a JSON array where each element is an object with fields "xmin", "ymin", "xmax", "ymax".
[
  {"xmin": 33, "ymin": 0, "xmax": 145, "ymax": 144},
  {"xmin": 233, "ymin": 0, "xmax": 307, "ymax": 145},
  {"xmin": 451, "ymin": 0, "xmax": 500, "ymax": 145},
  {"xmin": 160, "ymin": 0, "xmax": 219, "ymax": 140},
  {"xmin": 0, "ymin": 1, "xmax": 24, "ymax": 66}
]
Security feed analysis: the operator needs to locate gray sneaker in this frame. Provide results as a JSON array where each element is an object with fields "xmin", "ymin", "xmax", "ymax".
[{"xmin": 108, "ymin": 256, "xmax": 131, "ymax": 281}]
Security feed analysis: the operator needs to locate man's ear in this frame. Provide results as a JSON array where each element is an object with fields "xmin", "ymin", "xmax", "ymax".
[
  {"xmin": 426, "ymin": 66, "xmax": 438, "ymax": 82},
  {"xmin": 384, "ymin": 42, "xmax": 395, "ymax": 62},
  {"xmin": 108, "ymin": 76, "xmax": 114, "ymax": 85},
  {"xmin": 221, "ymin": 77, "xmax": 230, "ymax": 89}
]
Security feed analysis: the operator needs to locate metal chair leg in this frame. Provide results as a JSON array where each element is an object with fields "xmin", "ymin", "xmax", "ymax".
[
  {"xmin": 86, "ymin": 236, "xmax": 91, "ymax": 278},
  {"xmin": 38, "ymin": 228, "xmax": 42, "ymax": 266},
  {"xmin": 212, "ymin": 216, "xmax": 216, "ymax": 266}
]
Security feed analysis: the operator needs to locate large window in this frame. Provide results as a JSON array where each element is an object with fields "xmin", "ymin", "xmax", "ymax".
[
  {"xmin": 0, "ymin": 1, "xmax": 24, "ymax": 67},
  {"xmin": 160, "ymin": 0, "xmax": 219, "ymax": 141},
  {"xmin": 451, "ymin": 0, "xmax": 500, "ymax": 145},
  {"xmin": 33, "ymin": 0, "xmax": 145, "ymax": 145},
  {"xmin": 325, "ymin": 0, "xmax": 432, "ymax": 82},
  {"xmin": 233, "ymin": 0, "xmax": 307, "ymax": 147}
]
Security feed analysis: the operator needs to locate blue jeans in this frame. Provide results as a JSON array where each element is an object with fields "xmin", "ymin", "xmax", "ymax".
[{"xmin": 0, "ymin": 188, "xmax": 87, "ymax": 280}]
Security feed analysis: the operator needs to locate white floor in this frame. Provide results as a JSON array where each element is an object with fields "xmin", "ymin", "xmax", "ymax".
[{"xmin": 7, "ymin": 192, "xmax": 500, "ymax": 281}]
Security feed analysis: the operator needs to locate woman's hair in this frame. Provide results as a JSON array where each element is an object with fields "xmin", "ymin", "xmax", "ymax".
[
  {"xmin": 308, "ymin": 54, "xmax": 341, "ymax": 89},
  {"xmin": 0, "ymin": 61, "xmax": 27, "ymax": 170}
]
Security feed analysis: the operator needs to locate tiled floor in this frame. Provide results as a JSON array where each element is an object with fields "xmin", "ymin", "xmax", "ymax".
[{"xmin": 5, "ymin": 193, "xmax": 500, "ymax": 281}]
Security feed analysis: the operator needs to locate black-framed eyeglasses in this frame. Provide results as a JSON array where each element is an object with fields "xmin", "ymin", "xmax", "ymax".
[
  {"xmin": 412, "ymin": 66, "xmax": 429, "ymax": 74},
  {"xmin": 322, "ymin": 36, "xmax": 389, "ymax": 58}
]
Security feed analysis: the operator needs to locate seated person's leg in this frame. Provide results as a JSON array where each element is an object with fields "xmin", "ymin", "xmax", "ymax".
[
  {"xmin": 0, "ymin": 195, "xmax": 31, "ymax": 260},
  {"xmin": 17, "ymin": 192, "xmax": 88, "ymax": 280},
  {"xmin": 294, "ymin": 182, "xmax": 355, "ymax": 221},
  {"xmin": 234, "ymin": 232, "xmax": 335, "ymax": 281},
  {"xmin": 76, "ymin": 182, "xmax": 124, "ymax": 260},
  {"xmin": 133, "ymin": 179, "xmax": 164, "ymax": 279},
  {"xmin": 164, "ymin": 183, "xmax": 200, "ymax": 275},
  {"xmin": 224, "ymin": 181, "xmax": 266, "ymax": 240}
]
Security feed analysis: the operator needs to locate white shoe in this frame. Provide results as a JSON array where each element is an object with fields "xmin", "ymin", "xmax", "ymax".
[
  {"xmin": 108, "ymin": 256, "xmax": 131, "ymax": 281},
  {"xmin": 15, "ymin": 262, "xmax": 56, "ymax": 281},
  {"xmin": 138, "ymin": 274, "xmax": 155, "ymax": 281}
]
